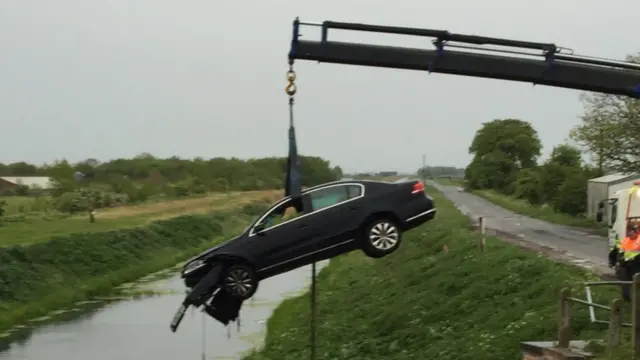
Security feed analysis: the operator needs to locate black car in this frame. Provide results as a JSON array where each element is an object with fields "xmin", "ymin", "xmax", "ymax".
[{"xmin": 170, "ymin": 179, "xmax": 435, "ymax": 331}]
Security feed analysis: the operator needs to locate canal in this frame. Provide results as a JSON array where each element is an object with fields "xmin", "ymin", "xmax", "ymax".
[{"xmin": 0, "ymin": 261, "xmax": 327, "ymax": 360}]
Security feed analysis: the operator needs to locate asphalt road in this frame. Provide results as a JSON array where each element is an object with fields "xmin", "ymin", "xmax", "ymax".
[{"xmin": 428, "ymin": 180, "xmax": 610, "ymax": 273}]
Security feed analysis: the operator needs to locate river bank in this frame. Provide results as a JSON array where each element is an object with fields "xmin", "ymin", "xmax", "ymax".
[
  {"xmin": 243, "ymin": 189, "xmax": 620, "ymax": 360},
  {"xmin": 0, "ymin": 260, "xmax": 327, "ymax": 360},
  {"xmin": 0, "ymin": 201, "xmax": 270, "ymax": 334}
]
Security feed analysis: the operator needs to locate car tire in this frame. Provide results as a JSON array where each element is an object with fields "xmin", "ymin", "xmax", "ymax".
[
  {"xmin": 220, "ymin": 263, "xmax": 258, "ymax": 300},
  {"xmin": 361, "ymin": 218, "xmax": 402, "ymax": 258}
]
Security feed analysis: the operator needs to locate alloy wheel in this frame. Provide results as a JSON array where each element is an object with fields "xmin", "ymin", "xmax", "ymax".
[
  {"xmin": 223, "ymin": 268, "xmax": 254, "ymax": 298},
  {"xmin": 369, "ymin": 222, "xmax": 399, "ymax": 251}
]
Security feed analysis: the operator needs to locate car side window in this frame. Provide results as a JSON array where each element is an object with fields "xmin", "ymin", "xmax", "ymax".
[
  {"xmin": 347, "ymin": 185, "xmax": 362, "ymax": 199},
  {"xmin": 309, "ymin": 185, "xmax": 350, "ymax": 211},
  {"xmin": 255, "ymin": 199, "xmax": 303, "ymax": 232}
]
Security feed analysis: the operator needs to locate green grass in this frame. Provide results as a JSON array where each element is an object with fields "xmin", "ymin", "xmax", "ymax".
[
  {"xmin": 431, "ymin": 177, "xmax": 465, "ymax": 186},
  {"xmin": 0, "ymin": 191, "xmax": 278, "ymax": 246},
  {"xmin": 0, "ymin": 195, "xmax": 53, "ymax": 215},
  {"xmin": 473, "ymin": 189, "xmax": 607, "ymax": 236},
  {"xmin": 243, "ymin": 189, "xmax": 626, "ymax": 360}
]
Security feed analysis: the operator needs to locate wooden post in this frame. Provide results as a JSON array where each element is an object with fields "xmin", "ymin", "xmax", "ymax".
[
  {"xmin": 633, "ymin": 273, "xmax": 640, "ymax": 359},
  {"xmin": 558, "ymin": 287, "xmax": 571, "ymax": 348},
  {"xmin": 478, "ymin": 216, "xmax": 486, "ymax": 252},
  {"xmin": 607, "ymin": 298, "xmax": 622, "ymax": 350}
]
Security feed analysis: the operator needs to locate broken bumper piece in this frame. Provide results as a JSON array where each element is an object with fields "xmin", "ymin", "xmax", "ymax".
[
  {"xmin": 204, "ymin": 291, "xmax": 243, "ymax": 326},
  {"xmin": 170, "ymin": 264, "xmax": 244, "ymax": 332}
]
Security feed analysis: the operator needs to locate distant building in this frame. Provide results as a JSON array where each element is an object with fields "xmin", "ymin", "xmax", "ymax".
[
  {"xmin": 587, "ymin": 173, "xmax": 640, "ymax": 220},
  {"xmin": 0, "ymin": 176, "xmax": 54, "ymax": 191}
]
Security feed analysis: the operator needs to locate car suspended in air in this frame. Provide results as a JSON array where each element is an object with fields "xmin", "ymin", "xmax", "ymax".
[{"xmin": 170, "ymin": 178, "xmax": 436, "ymax": 332}]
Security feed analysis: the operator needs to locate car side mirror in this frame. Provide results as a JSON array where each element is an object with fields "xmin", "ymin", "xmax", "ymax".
[{"xmin": 254, "ymin": 223, "xmax": 266, "ymax": 235}]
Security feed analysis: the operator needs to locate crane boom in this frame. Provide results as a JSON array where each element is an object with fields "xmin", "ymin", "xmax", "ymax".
[{"xmin": 287, "ymin": 20, "xmax": 640, "ymax": 98}]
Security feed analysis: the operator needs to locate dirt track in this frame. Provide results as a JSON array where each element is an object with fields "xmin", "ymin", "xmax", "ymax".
[{"xmin": 428, "ymin": 180, "xmax": 614, "ymax": 277}]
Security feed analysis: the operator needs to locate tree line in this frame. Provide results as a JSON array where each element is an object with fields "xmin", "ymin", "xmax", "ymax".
[
  {"xmin": 0, "ymin": 153, "xmax": 343, "ymax": 214},
  {"xmin": 416, "ymin": 166, "xmax": 465, "ymax": 178},
  {"xmin": 463, "ymin": 52, "xmax": 640, "ymax": 217}
]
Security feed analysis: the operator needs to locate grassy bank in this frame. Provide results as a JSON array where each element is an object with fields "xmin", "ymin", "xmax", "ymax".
[
  {"xmin": 0, "ymin": 190, "xmax": 280, "ymax": 246},
  {"xmin": 473, "ymin": 189, "xmax": 607, "ymax": 236},
  {"xmin": 0, "ymin": 199, "xmax": 272, "ymax": 333},
  {"xmin": 244, "ymin": 190, "xmax": 620, "ymax": 360}
]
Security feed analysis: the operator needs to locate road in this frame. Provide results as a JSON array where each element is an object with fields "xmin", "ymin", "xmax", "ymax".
[{"xmin": 428, "ymin": 181, "xmax": 612, "ymax": 275}]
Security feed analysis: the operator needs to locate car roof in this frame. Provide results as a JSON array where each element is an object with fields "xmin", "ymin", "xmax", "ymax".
[{"xmin": 302, "ymin": 179, "xmax": 397, "ymax": 193}]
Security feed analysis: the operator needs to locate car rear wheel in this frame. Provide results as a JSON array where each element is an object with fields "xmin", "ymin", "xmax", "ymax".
[
  {"xmin": 221, "ymin": 264, "xmax": 258, "ymax": 300},
  {"xmin": 361, "ymin": 218, "xmax": 402, "ymax": 258}
]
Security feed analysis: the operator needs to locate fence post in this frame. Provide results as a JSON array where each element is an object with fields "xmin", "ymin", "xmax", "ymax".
[
  {"xmin": 607, "ymin": 298, "xmax": 622, "ymax": 350},
  {"xmin": 478, "ymin": 216, "xmax": 486, "ymax": 252},
  {"xmin": 558, "ymin": 287, "xmax": 571, "ymax": 348},
  {"xmin": 633, "ymin": 274, "xmax": 640, "ymax": 359}
]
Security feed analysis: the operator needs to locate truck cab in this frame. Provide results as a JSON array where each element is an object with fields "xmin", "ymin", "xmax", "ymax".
[{"xmin": 608, "ymin": 181, "xmax": 640, "ymax": 255}]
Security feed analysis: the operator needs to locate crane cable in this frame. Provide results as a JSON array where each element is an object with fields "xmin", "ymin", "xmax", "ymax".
[
  {"xmin": 285, "ymin": 62, "xmax": 317, "ymax": 360},
  {"xmin": 201, "ymin": 312, "xmax": 206, "ymax": 360}
]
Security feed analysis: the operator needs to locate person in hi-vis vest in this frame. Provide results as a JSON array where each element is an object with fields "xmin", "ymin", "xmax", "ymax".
[
  {"xmin": 609, "ymin": 233, "xmax": 622, "ymax": 268},
  {"xmin": 618, "ymin": 223, "xmax": 640, "ymax": 301}
]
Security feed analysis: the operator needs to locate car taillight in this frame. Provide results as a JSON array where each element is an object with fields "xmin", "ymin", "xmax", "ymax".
[{"xmin": 412, "ymin": 181, "xmax": 425, "ymax": 194}]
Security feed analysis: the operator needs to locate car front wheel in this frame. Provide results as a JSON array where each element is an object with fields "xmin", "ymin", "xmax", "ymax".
[
  {"xmin": 361, "ymin": 218, "xmax": 402, "ymax": 258},
  {"xmin": 221, "ymin": 264, "xmax": 258, "ymax": 300}
]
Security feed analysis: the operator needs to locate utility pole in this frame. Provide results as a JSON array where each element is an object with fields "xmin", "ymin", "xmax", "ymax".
[{"xmin": 421, "ymin": 154, "xmax": 426, "ymax": 183}]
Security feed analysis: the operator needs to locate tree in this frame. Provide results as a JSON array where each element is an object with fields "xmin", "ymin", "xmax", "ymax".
[
  {"xmin": 466, "ymin": 119, "xmax": 542, "ymax": 193},
  {"xmin": 465, "ymin": 151, "xmax": 519, "ymax": 192},
  {"xmin": 552, "ymin": 168, "xmax": 589, "ymax": 216},
  {"xmin": 538, "ymin": 144, "xmax": 584, "ymax": 204},
  {"xmin": 513, "ymin": 168, "xmax": 543, "ymax": 205},
  {"xmin": 570, "ymin": 54, "xmax": 640, "ymax": 174},
  {"xmin": 416, "ymin": 166, "xmax": 465, "ymax": 178},
  {"xmin": 469, "ymin": 118, "xmax": 542, "ymax": 168}
]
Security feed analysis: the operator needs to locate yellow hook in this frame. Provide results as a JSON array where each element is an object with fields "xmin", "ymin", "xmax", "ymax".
[
  {"xmin": 285, "ymin": 82, "xmax": 297, "ymax": 96},
  {"xmin": 286, "ymin": 70, "xmax": 296, "ymax": 82}
]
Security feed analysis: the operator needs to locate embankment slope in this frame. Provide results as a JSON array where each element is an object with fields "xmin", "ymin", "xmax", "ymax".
[
  {"xmin": 0, "ymin": 201, "xmax": 271, "ymax": 333},
  {"xmin": 244, "ymin": 190, "xmax": 616, "ymax": 360}
]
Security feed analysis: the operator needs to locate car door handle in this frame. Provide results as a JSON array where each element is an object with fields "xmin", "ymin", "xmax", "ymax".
[
  {"xmin": 349, "ymin": 206, "xmax": 360, "ymax": 211},
  {"xmin": 297, "ymin": 223, "xmax": 308, "ymax": 228}
]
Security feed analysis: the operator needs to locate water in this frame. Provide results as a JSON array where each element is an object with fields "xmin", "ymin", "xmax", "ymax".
[{"xmin": 0, "ymin": 261, "xmax": 327, "ymax": 360}]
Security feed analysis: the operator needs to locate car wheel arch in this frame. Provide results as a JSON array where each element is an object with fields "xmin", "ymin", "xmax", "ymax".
[
  {"xmin": 359, "ymin": 211, "xmax": 402, "ymax": 231},
  {"xmin": 207, "ymin": 254, "xmax": 256, "ymax": 270}
]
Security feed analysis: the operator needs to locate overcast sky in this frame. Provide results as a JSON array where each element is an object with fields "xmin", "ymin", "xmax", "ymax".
[{"xmin": 1, "ymin": 0, "xmax": 638, "ymax": 173}]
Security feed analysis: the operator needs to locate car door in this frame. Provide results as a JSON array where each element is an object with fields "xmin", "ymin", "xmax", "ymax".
[
  {"xmin": 249, "ymin": 197, "xmax": 314, "ymax": 273},
  {"xmin": 304, "ymin": 183, "xmax": 366, "ymax": 252}
]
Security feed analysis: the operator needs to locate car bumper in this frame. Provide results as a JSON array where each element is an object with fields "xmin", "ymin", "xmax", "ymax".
[{"xmin": 404, "ymin": 208, "xmax": 436, "ymax": 230}]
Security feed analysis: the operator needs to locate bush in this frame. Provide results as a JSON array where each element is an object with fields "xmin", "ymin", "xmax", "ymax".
[{"xmin": 14, "ymin": 185, "xmax": 29, "ymax": 196}]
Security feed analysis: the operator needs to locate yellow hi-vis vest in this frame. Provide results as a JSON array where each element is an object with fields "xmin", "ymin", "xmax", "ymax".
[{"xmin": 610, "ymin": 237, "xmax": 621, "ymax": 251}]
